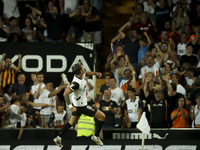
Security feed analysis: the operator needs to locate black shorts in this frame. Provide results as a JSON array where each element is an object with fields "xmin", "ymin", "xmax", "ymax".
[{"xmin": 72, "ymin": 105, "xmax": 97, "ymax": 117}]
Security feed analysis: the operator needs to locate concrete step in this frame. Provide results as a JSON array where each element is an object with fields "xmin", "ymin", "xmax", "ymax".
[
  {"xmin": 121, "ymin": 1, "xmax": 135, "ymax": 6},
  {"xmin": 103, "ymin": 6, "xmax": 133, "ymax": 14}
]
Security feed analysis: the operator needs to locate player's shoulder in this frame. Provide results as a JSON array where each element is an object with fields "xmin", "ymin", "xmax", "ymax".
[
  {"xmin": 70, "ymin": 81, "xmax": 80, "ymax": 91},
  {"xmin": 71, "ymin": 81, "xmax": 79, "ymax": 87}
]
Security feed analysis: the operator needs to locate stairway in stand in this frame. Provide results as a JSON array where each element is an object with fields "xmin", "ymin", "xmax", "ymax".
[
  {"xmin": 95, "ymin": 0, "xmax": 135, "ymax": 99},
  {"xmin": 100, "ymin": 0, "xmax": 134, "ymax": 73}
]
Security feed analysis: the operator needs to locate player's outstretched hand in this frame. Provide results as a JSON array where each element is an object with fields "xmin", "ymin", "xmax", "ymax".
[
  {"xmin": 70, "ymin": 107, "xmax": 77, "ymax": 112},
  {"xmin": 96, "ymin": 72, "xmax": 102, "ymax": 78}
]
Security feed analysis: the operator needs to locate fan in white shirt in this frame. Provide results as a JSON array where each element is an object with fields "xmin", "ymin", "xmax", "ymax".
[
  {"xmin": 59, "ymin": 0, "xmax": 80, "ymax": 14},
  {"xmin": 177, "ymin": 32, "xmax": 188, "ymax": 57},
  {"xmin": 185, "ymin": 68, "xmax": 196, "ymax": 86},
  {"xmin": 8, "ymin": 101, "xmax": 27, "ymax": 139},
  {"xmin": 139, "ymin": 54, "xmax": 164, "ymax": 82},
  {"xmin": 110, "ymin": 52, "xmax": 130, "ymax": 87},
  {"xmin": 50, "ymin": 102, "xmax": 67, "ymax": 128},
  {"xmin": 2, "ymin": 0, "xmax": 20, "ymax": 19},
  {"xmin": 39, "ymin": 81, "xmax": 67, "ymax": 127},
  {"xmin": 31, "ymin": 73, "xmax": 45, "ymax": 110},
  {"xmin": 172, "ymin": 73, "xmax": 186, "ymax": 95},
  {"xmin": 177, "ymin": 31, "xmax": 198, "ymax": 58},
  {"xmin": 139, "ymin": 0, "xmax": 155, "ymax": 14},
  {"xmin": 191, "ymin": 94, "xmax": 200, "ymax": 128},
  {"xmin": 108, "ymin": 78, "xmax": 125, "ymax": 106},
  {"xmin": 124, "ymin": 87, "xmax": 142, "ymax": 128}
]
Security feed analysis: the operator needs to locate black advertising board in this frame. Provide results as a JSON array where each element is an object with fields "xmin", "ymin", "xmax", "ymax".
[
  {"xmin": 0, "ymin": 129, "xmax": 199, "ymax": 150},
  {"xmin": 0, "ymin": 42, "xmax": 94, "ymax": 86}
]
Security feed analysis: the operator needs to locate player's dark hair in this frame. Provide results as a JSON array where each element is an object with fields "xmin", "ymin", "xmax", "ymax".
[{"xmin": 72, "ymin": 62, "xmax": 82, "ymax": 75}]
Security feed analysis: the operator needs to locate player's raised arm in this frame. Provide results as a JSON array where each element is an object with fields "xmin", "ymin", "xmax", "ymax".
[
  {"xmin": 63, "ymin": 82, "xmax": 78, "ymax": 112},
  {"xmin": 85, "ymin": 71, "xmax": 102, "ymax": 77}
]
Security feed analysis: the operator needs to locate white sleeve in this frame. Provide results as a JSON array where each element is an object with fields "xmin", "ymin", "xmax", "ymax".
[
  {"xmin": 22, "ymin": 28, "xmax": 25, "ymax": 33},
  {"xmin": 20, "ymin": 113, "xmax": 26, "ymax": 127},
  {"xmin": 172, "ymin": 6, "xmax": 176, "ymax": 12},
  {"xmin": 183, "ymin": 88, "xmax": 186, "ymax": 96},
  {"xmin": 121, "ymin": 89, "xmax": 125, "ymax": 101},
  {"xmin": 186, "ymin": 0, "xmax": 191, "ymax": 4},
  {"xmin": 83, "ymin": 73, "xmax": 86, "ymax": 79},
  {"xmin": 154, "ymin": 61, "xmax": 160, "ymax": 68},
  {"xmin": 138, "ymin": 67, "xmax": 144, "ymax": 79},
  {"xmin": 88, "ymin": 79, "xmax": 94, "ymax": 86},
  {"xmin": 197, "ymin": 62, "xmax": 200, "ymax": 68},
  {"xmin": 31, "ymin": 85, "xmax": 36, "ymax": 94},
  {"xmin": 119, "ymin": 80, "xmax": 123, "ymax": 88},
  {"xmin": 4, "ymin": 93, "xmax": 12, "ymax": 102},
  {"xmin": 43, "ymin": 90, "xmax": 51, "ymax": 98},
  {"xmin": 10, "ymin": 105, "xmax": 19, "ymax": 115},
  {"xmin": 172, "ymin": 0, "xmax": 177, "ymax": 4}
]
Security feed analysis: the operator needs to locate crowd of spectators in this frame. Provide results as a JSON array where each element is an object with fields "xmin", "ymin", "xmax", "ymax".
[
  {"xmin": 1, "ymin": 0, "xmax": 200, "ymax": 139},
  {"xmin": 0, "ymin": 0, "xmax": 102, "ymax": 43},
  {"xmin": 102, "ymin": 0, "xmax": 200, "ymax": 129}
]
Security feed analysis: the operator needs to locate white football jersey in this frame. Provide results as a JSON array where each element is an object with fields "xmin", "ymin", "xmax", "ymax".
[
  {"xmin": 126, "ymin": 98, "xmax": 140, "ymax": 122},
  {"xmin": 69, "ymin": 74, "xmax": 87, "ymax": 107},
  {"xmin": 8, "ymin": 104, "xmax": 26, "ymax": 127},
  {"xmin": 177, "ymin": 42, "xmax": 188, "ymax": 56},
  {"xmin": 52, "ymin": 110, "xmax": 67, "ymax": 125}
]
